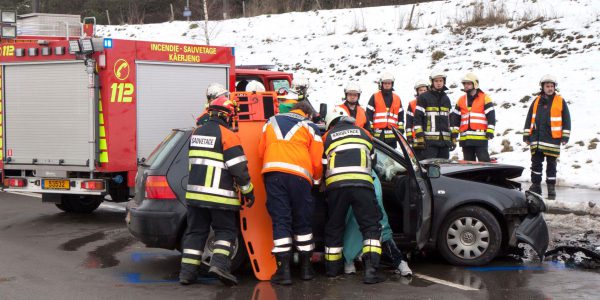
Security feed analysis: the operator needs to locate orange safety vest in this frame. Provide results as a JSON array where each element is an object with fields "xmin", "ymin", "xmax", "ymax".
[
  {"xmin": 338, "ymin": 103, "xmax": 367, "ymax": 129},
  {"xmin": 530, "ymin": 95, "xmax": 563, "ymax": 139},
  {"xmin": 409, "ymin": 99, "xmax": 417, "ymax": 138},
  {"xmin": 458, "ymin": 92, "xmax": 488, "ymax": 132},
  {"xmin": 372, "ymin": 92, "xmax": 401, "ymax": 129}
]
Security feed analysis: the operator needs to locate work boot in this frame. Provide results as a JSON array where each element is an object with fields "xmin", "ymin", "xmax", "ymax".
[
  {"xmin": 179, "ymin": 263, "xmax": 199, "ymax": 285},
  {"xmin": 299, "ymin": 252, "xmax": 315, "ymax": 281},
  {"xmin": 363, "ymin": 253, "xmax": 386, "ymax": 284},
  {"xmin": 271, "ymin": 253, "xmax": 292, "ymax": 285},
  {"xmin": 528, "ymin": 183, "xmax": 542, "ymax": 195},
  {"xmin": 208, "ymin": 253, "xmax": 238, "ymax": 286},
  {"xmin": 547, "ymin": 184, "xmax": 556, "ymax": 200},
  {"xmin": 395, "ymin": 260, "xmax": 413, "ymax": 277},
  {"xmin": 325, "ymin": 260, "xmax": 344, "ymax": 277}
]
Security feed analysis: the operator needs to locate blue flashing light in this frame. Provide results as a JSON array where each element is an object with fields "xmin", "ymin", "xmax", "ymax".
[{"xmin": 103, "ymin": 38, "xmax": 113, "ymax": 49}]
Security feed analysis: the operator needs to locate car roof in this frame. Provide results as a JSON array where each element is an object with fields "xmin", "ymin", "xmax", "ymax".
[{"xmin": 236, "ymin": 69, "xmax": 292, "ymax": 77}]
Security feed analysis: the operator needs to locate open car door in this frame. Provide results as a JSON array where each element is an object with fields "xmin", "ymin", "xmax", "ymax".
[{"xmin": 392, "ymin": 128, "xmax": 433, "ymax": 249}]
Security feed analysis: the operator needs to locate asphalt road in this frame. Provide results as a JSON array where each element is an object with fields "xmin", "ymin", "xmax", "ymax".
[{"xmin": 1, "ymin": 191, "xmax": 600, "ymax": 300}]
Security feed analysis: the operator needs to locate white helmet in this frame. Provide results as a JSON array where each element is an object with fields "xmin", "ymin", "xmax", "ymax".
[
  {"xmin": 430, "ymin": 69, "xmax": 447, "ymax": 81},
  {"xmin": 284, "ymin": 90, "xmax": 299, "ymax": 101},
  {"xmin": 413, "ymin": 79, "xmax": 429, "ymax": 90},
  {"xmin": 539, "ymin": 74, "xmax": 557, "ymax": 87},
  {"xmin": 379, "ymin": 72, "xmax": 395, "ymax": 83},
  {"xmin": 292, "ymin": 77, "xmax": 309, "ymax": 92},
  {"xmin": 245, "ymin": 80, "xmax": 266, "ymax": 92},
  {"xmin": 206, "ymin": 83, "xmax": 229, "ymax": 101},
  {"xmin": 344, "ymin": 81, "xmax": 362, "ymax": 95},
  {"xmin": 461, "ymin": 72, "xmax": 479, "ymax": 90},
  {"xmin": 325, "ymin": 106, "xmax": 350, "ymax": 130}
]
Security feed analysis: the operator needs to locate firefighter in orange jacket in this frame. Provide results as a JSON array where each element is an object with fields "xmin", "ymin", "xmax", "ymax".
[
  {"xmin": 338, "ymin": 81, "xmax": 370, "ymax": 132},
  {"xmin": 179, "ymin": 95, "xmax": 255, "ymax": 286},
  {"xmin": 258, "ymin": 101, "xmax": 324, "ymax": 285},
  {"xmin": 450, "ymin": 73, "xmax": 496, "ymax": 162},
  {"xmin": 523, "ymin": 75, "xmax": 571, "ymax": 199},
  {"xmin": 405, "ymin": 79, "xmax": 429, "ymax": 159},
  {"xmin": 366, "ymin": 72, "xmax": 404, "ymax": 148}
]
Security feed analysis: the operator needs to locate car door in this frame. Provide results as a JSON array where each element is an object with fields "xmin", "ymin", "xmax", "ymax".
[{"xmin": 391, "ymin": 128, "xmax": 433, "ymax": 249}]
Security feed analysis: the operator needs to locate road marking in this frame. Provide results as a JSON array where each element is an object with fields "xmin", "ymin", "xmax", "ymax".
[{"xmin": 414, "ymin": 273, "xmax": 479, "ymax": 291}]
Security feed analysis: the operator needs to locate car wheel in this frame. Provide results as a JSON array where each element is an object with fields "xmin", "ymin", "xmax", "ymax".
[
  {"xmin": 55, "ymin": 195, "xmax": 103, "ymax": 213},
  {"xmin": 437, "ymin": 206, "xmax": 502, "ymax": 266}
]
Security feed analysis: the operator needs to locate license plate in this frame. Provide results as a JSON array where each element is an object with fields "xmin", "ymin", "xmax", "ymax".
[{"xmin": 42, "ymin": 179, "xmax": 71, "ymax": 190}]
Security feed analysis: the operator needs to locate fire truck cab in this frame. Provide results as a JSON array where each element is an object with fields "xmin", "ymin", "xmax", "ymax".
[{"xmin": 0, "ymin": 14, "xmax": 236, "ymax": 213}]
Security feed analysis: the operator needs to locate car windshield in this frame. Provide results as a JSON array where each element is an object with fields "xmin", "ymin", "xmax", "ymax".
[
  {"xmin": 144, "ymin": 130, "xmax": 186, "ymax": 169},
  {"xmin": 272, "ymin": 79, "xmax": 290, "ymax": 91}
]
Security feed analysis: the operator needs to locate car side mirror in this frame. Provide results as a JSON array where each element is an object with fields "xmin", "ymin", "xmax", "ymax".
[
  {"xmin": 427, "ymin": 165, "xmax": 441, "ymax": 178},
  {"xmin": 319, "ymin": 103, "xmax": 328, "ymax": 119}
]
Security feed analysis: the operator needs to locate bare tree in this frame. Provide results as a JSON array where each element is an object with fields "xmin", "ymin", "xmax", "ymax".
[{"xmin": 203, "ymin": 0, "xmax": 210, "ymax": 44}]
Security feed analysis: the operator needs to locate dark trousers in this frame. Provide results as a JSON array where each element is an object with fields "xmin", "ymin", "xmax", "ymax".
[
  {"xmin": 531, "ymin": 151, "xmax": 557, "ymax": 185},
  {"xmin": 325, "ymin": 187, "xmax": 382, "ymax": 248},
  {"xmin": 265, "ymin": 172, "xmax": 315, "ymax": 252},
  {"xmin": 181, "ymin": 206, "xmax": 237, "ymax": 267},
  {"xmin": 462, "ymin": 145, "xmax": 490, "ymax": 162},
  {"xmin": 421, "ymin": 145, "xmax": 450, "ymax": 160}
]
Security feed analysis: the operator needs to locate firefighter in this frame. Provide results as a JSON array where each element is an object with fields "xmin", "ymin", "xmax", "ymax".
[
  {"xmin": 291, "ymin": 77, "xmax": 310, "ymax": 101},
  {"xmin": 523, "ymin": 75, "xmax": 571, "ymax": 199},
  {"xmin": 245, "ymin": 80, "xmax": 266, "ymax": 92},
  {"xmin": 277, "ymin": 90, "xmax": 299, "ymax": 114},
  {"xmin": 322, "ymin": 106, "xmax": 385, "ymax": 284},
  {"xmin": 366, "ymin": 71, "xmax": 404, "ymax": 148},
  {"xmin": 258, "ymin": 101, "xmax": 323, "ymax": 285},
  {"xmin": 405, "ymin": 79, "xmax": 430, "ymax": 159},
  {"xmin": 450, "ymin": 73, "xmax": 496, "ymax": 162},
  {"xmin": 414, "ymin": 70, "xmax": 455, "ymax": 159},
  {"xmin": 337, "ymin": 81, "xmax": 371, "ymax": 132},
  {"xmin": 179, "ymin": 95, "xmax": 255, "ymax": 286},
  {"xmin": 196, "ymin": 83, "xmax": 229, "ymax": 126}
]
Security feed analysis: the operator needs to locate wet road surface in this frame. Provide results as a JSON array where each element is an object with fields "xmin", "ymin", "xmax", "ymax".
[{"xmin": 1, "ymin": 191, "xmax": 600, "ymax": 299}]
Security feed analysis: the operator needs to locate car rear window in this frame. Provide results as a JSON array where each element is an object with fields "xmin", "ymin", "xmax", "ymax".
[
  {"xmin": 145, "ymin": 130, "xmax": 186, "ymax": 169},
  {"xmin": 272, "ymin": 79, "xmax": 290, "ymax": 91}
]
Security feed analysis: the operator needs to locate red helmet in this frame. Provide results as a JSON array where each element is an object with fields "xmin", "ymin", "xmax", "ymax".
[{"xmin": 207, "ymin": 95, "xmax": 236, "ymax": 116}]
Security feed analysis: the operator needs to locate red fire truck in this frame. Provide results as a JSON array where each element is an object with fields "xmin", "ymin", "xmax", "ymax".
[{"xmin": 0, "ymin": 14, "xmax": 237, "ymax": 212}]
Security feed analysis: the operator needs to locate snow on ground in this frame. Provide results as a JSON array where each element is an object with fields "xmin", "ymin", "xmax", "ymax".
[{"xmin": 97, "ymin": 0, "xmax": 600, "ymax": 189}]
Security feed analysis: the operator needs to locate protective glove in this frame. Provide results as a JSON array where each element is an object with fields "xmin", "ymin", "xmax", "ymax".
[
  {"xmin": 486, "ymin": 132, "xmax": 494, "ymax": 140},
  {"xmin": 242, "ymin": 191, "xmax": 255, "ymax": 208}
]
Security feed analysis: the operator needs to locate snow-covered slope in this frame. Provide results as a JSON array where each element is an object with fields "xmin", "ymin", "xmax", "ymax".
[{"xmin": 97, "ymin": 0, "xmax": 600, "ymax": 188}]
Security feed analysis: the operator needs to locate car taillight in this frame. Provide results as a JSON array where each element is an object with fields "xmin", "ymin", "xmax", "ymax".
[
  {"xmin": 145, "ymin": 176, "xmax": 176, "ymax": 200},
  {"xmin": 3, "ymin": 178, "xmax": 27, "ymax": 188},
  {"xmin": 81, "ymin": 180, "xmax": 105, "ymax": 190}
]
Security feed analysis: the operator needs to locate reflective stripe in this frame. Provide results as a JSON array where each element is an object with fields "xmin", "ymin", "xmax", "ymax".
[
  {"xmin": 189, "ymin": 150, "xmax": 223, "ymax": 160},
  {"xmin": 183, "ymin": 249, "xmax": 203, "ymax": 256},
  {"xmin": 325, "ymin": 254, "xmax": 342, "ymax": 261},
  {"xmin": 212, "ymin": 167, "xmax": 222, "ymax": 189},
  {"xmin": 363, "ymin": 239, "xmax": 381, "ymax": 247},
  {"xmin": 563, "ymin": 130, "xmax": 571, "ymax": 133},
  {"xmin": 186, "ymin": 192, "xmax": 239, "ymax": 205},
  {"xmin": 214, "ymin": 240, "xmax": 232, "ymax": 247},
  {"xmin": 304, "ymin": 122, "xmax": 323, "ymax": 143},
  {"xmin": 327, "ymin": 143, "xmax": 370, "ymax": 155},
  {"xmin": 461, "ymin": 131, "xmax": 486, "ymax": 136},
  {"xmin": 325, "ymin": 247, "xmax": 343, "ymax": 253},
  {"xmin": 269, "ymin": 117, "xmax": 284, "ymax": 140},
  {"xmin": 240, "ymin": 182, "xmax": 253, "ymax": 194},
  {"xmin": 189, "ymin": 158, "xmax": 226, "ymax": 169},
  {"xmin": 426, "ymin": 111, "xmax": 449, "ymax": 116},
  {"xmin": 487, "ymin": 125, "xmax": 495, "ymax": 129},
  {"xmin": 538, "ymin": 142, "xmax": 560, "ymax": 148},
  {"xmin": 469, "ymin": 119, "xmax": 488, "ymax": 125},
  {"xmin": 263, "ymin": 162, "xmax": 311, "ymax": 179},
  {"xmin": 274, "ymin": 237, "xmax": 293, "ymax": 246},
  {"xmin": 360, "ymin": 150, "xmax": 366, "ymax": 168},
  {"xmin": 551, "ymin": 126, "xmax": 562, "ymax": 131},
  {"xmin": 366, "ymin": 105, "xmax": 374, "ymax": 111},
  {"xmin": 272, "ymin": 246, "xmax": 292, "ymax": 253},
  {"xmin": 374, "ymin": 112, "xmax": 388, "ymax": 117},
  {"xmin": 416, "ymin": 106, "xmax": 425, "ymax": 113},
  {"xmin": 325, "ymin": 138, "xmax": 372, "ymax": 156},
  {"xmin": 547, "ymin": 177, "xmax": 556, "ymax": 180},
  {"xmin": 225, "ymin": 155, "xmax": 247, "ymax": 168},
  {"xmin": 213, "ymin": 248, "xmax": 230, "ymax": 256},
  {"xmin": 322, "ymin": 158, "xmax": 328, "ymax": 165},
  {"xmin": 294, "ymin": 233, "xmax": 313, "ymax": 242},
  {"xmin": 205, "ymin": 166, "xmax": 214, "ymax": 186},
  {"xmin": 326, "ymin": 166, "xmax": 371, "ymax": 177},
  {"xmin": 532, "ymin": 171, "xmax": 542, "ymax": 175},
  {"xmin": 297, "ymin": 244, "xmax": 315, "ymax": 252},
  {"xmin": 550, "ymin": 117, "xmax": 562, "ymax": 121},
  {"xmin": 425, "ymin": 131, "xmax": 451, "ymax": 136},
  {"xmin": 188, "ymin": 185, "xmax": 225, "ymax": 202},
  {"xmin": 326, "ymin": 173, "xmax": 373, "ymax": 185},
  {"xmin": 313, "ymin": 178, "xmax": 321, "ymax": 185},
  {"xmin": 362, "ymin": 246, "xmax": 382, "ymax": 254},
  {"xmin": 469, "ymin": 112, "xmax": 486, "ymax": 118},
  {"xmin": 484, "ymin": 107, "xmax": 494, "ymax": 114},
  {"xmin": 182, "ymin": 258, "xmax": 201, "ymax": 265}
]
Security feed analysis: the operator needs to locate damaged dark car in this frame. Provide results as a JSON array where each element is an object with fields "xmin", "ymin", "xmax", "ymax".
[{"xmin": 127, "ymin": 126, "xmax": 549, "ymax": 269}]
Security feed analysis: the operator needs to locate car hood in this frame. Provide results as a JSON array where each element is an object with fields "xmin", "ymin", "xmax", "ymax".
[{"xmin": 422, "ymin": 159, "xmax": 524, "ymax": 179}]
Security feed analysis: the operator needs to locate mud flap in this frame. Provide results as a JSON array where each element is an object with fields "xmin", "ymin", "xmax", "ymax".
[{"xmin": 515, "ymin": 213, "xmax": 549, "ymax": 260}]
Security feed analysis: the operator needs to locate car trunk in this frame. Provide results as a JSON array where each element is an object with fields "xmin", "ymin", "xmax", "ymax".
[{"xmin": 431, "ymin": 161, "xmax": 524, "ymax": 189}]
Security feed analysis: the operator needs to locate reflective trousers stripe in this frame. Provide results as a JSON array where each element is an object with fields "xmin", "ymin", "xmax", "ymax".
[
  {"xmin": 214, "ymin": 240, "xmax": 231, "ymax": 247},
  {"xmin": 324, "ymin": 253, "xmax": 343, "ymax": 261},
  {"xmin": 362, "ymin": 246, "xmax": 382, "ymax": 254},
  {"xmin": 294, "ymin": 233, "xmax": 313, "ymax": 242},
  {"xmin": 181, "ymin": 258, "xmax": 201, "ymax": 265},
  {"xmin": 274, "ymin": 237, "xmax": 293, "ymax": 246},
  {"xmin": 213, "ymin": 248, "xmax": 230, "ymax": 256},
  {"xmin": 183, "ymin": 249, "xmax": 203, "ymax": 256},
  {"xmin": 296, "ymin": 244, "xmax": 315, "ymax": 252}
]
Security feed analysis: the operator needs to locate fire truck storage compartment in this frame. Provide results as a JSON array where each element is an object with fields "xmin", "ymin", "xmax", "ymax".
[
  {"xmin": 3, "ymin": 61, "xmax": 93, "ymax": 167},
  {"xmin": 135, "ymin": 62, "xmax": 228, "ymax": 160}
]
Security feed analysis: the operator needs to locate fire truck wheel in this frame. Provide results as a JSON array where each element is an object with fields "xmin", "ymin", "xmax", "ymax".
[{"xmin": 55, "ymin": 195, "xmax": 104, "ymax": 213}]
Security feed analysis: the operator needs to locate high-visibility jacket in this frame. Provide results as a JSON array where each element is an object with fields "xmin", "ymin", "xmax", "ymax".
[
  {"xmin": 366, "ymin": 91, "xmax": 404, "ymax": 141},
  {"xmin": 322, "ymin": 119, "xmax": 375, "ymax": 191},
  {"xmin": 413, "ymin": 89, "xmax": 453, "ymax": 147},
  {"xmin": 186, "ymin": 117, "xmax": 253, "ymax": 210},
  {"xmin": 338, "ymin": 102, "xmax": 368, "ymax": 130},
  {"xmin": 523, "ymin": 94, "xmax": 571, "ymax": 157},
  {"xmin": 450, "ymin": 91, "xmax": 496, "ymax": 144},
  {"xmin": 259, "ymin": 109, "xmax": 324, "ymax": 185},
  {"xmin": 405, "ymin": 99, "xmax": 418, "ymax": 139}
]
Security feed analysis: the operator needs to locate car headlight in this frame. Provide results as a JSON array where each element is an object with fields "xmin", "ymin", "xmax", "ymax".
[{"xmin": 525, "ymin": 190, "xmax": 547, "ymax": 214}]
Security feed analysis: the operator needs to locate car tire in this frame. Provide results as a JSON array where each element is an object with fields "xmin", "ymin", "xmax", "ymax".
[
  {"xmin": 55, "ymin": 195, "xmax": 103, "ymax": 213},
  {"xmin": 437, "ymin": 206, "xmax": 502, "ymax": 266}
]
